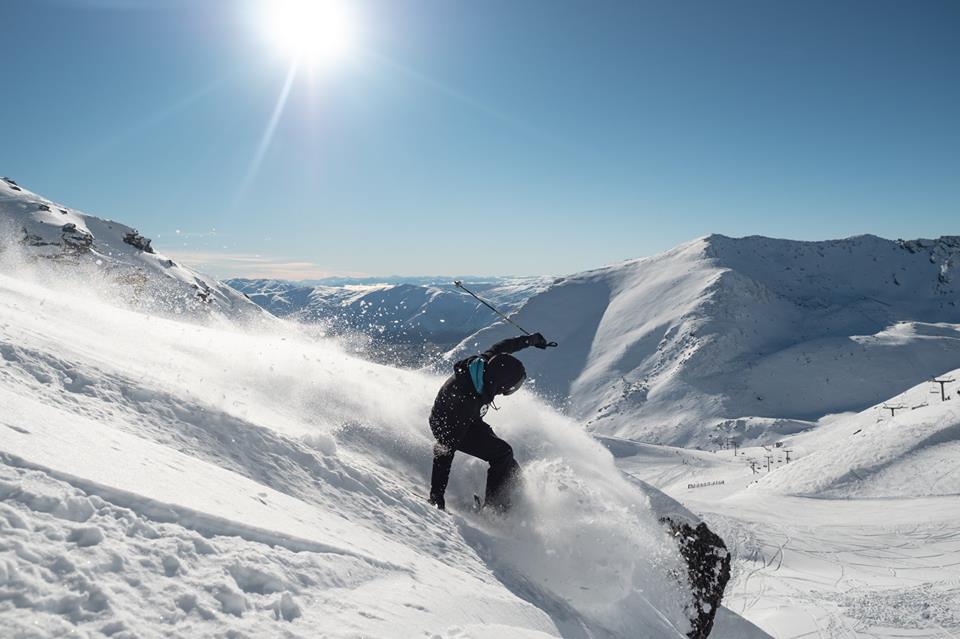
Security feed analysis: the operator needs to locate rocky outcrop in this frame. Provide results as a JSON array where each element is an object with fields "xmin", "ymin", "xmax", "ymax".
[
  {"xmin": 20, "ymin": 223, "xmax": 93, "ymax": 255},
  {"xmin": 897, "ymin": 236, "xmax": 960, "ymax": 288},
  {"xmin": 61, "ymin": 224, "xmax": 94, "ymax": 253},
  {"xmin": 21, "ymin": 231, "xmax": 55, "ymax": 248},
  {"xmin": 662, "ymin": 517, "xmax": 731, "ymax": 639},
  {"xmin": 616, "ymin": 461, "xmax": 732, "ymax": 637},
  {"xmin": 193, "ymin": 283, "xmax": 212, "ymax": 303},
  {"xmin": 123, "ymin": 230, "xmax": 154, "ymax": 254}
]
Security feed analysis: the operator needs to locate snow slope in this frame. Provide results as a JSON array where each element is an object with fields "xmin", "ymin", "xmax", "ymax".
[
  {"xmin": 0, "ymin": 177, "xmax": 264, "ymax": 322},
  {"xmin": 453, "ymin": 234, "xmax": 960, "ymax": 446},
  {"xmin": 701, "ymin": 492, "xmax": 960, "ymax": 638},
  {"xmin": 610, "ymin": 377, "xmax": 960, "ymax": 637},
  {"xmin": 754, "ymin": 371, "xmax": 960, "ymax": 498},
  {"xmin": 228, "ymin": 277, "xmax": 549, "ymax": 345},
  {"xmin": 0, "ymin": 270, "xmax": 719, "ymax": 638}
]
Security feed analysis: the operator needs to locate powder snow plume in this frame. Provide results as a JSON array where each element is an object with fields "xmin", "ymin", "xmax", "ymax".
[{"xmin": 0, "ymin": 263, "xmax": 696, "ymax": 638}]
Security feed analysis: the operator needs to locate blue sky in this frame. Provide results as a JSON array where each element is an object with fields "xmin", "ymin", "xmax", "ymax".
[{"xmin": 2, "ymin": 0, "xmax": 958, "ymax": 278}]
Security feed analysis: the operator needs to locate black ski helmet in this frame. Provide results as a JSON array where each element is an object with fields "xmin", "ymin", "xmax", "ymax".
[{"xmin": 485, "ymin": 354, "xmax": 526, "ymax": 396}]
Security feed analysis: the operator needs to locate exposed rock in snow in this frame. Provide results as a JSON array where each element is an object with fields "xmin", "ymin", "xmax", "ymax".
[
  {"xmin": 122, "ymin": 230, "xmax": 154, "ymax": 254},
  {"xmin": 662, "ymin": 519, "xmax": 730, "ymax": 639},
  {"xmin": 623, "ymin": 470, "xmax": 732, "ymax": 638}
]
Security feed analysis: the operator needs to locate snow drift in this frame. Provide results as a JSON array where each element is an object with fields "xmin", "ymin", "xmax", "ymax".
[{"xmin": 453, "ymin": 234, "xmax": 960, "ymax": 446}]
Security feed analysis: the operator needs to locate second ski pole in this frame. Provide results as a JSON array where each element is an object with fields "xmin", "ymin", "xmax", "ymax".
[{"xmin": 453, "ymin": 280, "xmax": 557, "ymax": 347}]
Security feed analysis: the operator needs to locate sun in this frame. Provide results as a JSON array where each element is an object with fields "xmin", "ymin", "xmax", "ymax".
[{"xmin": 259, "ymin": 0, "xmax": 358, "ymax": 68}]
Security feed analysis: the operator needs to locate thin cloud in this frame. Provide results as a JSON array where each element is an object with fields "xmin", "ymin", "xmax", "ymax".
[
  {"xmin": 165, "ymin": 250, "xmax": 367, "ymax": 281},
  {"xmin": 44, "ymin": 0, "xmax": 191, "ymax": 9}
]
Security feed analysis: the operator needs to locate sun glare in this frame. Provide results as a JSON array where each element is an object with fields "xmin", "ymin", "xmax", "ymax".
[{"xmin": 260, "ymin": 0, "xmax": 358, "ymax": 68}]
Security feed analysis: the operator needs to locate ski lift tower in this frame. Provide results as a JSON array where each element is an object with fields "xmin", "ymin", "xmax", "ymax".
[
  {"xmin": 882, "ymin": 404, "xmax": 906, "ymax": 417},
  {"xmin": 934, "ymin": 378, "xmax": 954, "ymax": 402},
  {"xmin": 726, "ymin": 437, "xmax": 738, "ymax": 457}
]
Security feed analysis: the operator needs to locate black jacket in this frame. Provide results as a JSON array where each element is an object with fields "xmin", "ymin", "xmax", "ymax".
[{"xmin": 429, "ymin": 335, "xmax": 534, "ymax": 447}]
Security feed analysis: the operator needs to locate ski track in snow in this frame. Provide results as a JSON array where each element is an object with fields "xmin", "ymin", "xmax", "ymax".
[{"xmin": 619, "ymin": 439, "xmax": 960, "ymax": 639}]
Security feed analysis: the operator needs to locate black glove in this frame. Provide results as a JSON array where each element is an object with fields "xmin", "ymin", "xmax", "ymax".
[
  {"xmin": 428, "ymin": 492, "xmax": 445, "ymax": 511},
  {"xmin": 528, "ymin": 332, "xmax": 548, "ymax": 349}
]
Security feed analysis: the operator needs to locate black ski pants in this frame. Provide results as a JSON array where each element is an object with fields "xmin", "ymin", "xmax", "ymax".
[{"xmin": 432, "ymin": 420, "xmax": 521, "ymax": 510}]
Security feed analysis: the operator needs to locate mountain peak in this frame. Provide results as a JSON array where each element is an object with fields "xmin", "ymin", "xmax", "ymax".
[{"xmin": 453, "ymin": 232, "xmax": 960, "ymax": 446}]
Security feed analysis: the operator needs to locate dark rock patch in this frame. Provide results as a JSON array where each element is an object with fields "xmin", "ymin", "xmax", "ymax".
[
  {"xmin": 122, "ymin": 230, "xmax": 154, "ymax": 254},
  {"xmin": 661, "ymin": 517, "xmax": 731, "ymax": 639}
]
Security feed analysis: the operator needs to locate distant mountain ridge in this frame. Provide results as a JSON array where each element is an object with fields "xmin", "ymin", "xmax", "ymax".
[
  {"xmin": 288, "ymin": 275, "xmax": 532, "ymax": 287},
  {"xmin": 228, "ymin": 276, "xmax": 550, "ymax": 345},
  {"xmin": 452, "ymin": 234, "xmax": 960, "ymax": 446}
]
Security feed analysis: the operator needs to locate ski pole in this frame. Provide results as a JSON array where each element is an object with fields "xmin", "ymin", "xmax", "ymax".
[{"xmin": 453, "ymin": 281, "xmax": 557, "ymax": 347}]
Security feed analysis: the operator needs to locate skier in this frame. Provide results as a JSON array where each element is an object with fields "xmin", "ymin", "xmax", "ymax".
[{"xmin": 428, "ymin": 332, "xmax": 550, "ymax": 512}]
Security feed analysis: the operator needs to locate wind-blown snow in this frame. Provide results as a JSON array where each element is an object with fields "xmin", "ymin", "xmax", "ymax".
[{"xmin": 0, "ymin": 268, "xmax": 695, "ymax": 638}]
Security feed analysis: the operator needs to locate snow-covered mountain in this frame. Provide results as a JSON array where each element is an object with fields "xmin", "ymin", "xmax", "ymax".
[
  {"xmin": 229, "ymin": 277, "xmax": 549, "ymax": 365},
  {"xmin": 7, "ymin": 176, "xmax": 956, "ymax": 636},
  {"xmin": 0, "ymin": 268, "xmax": 754, "ymax": 637},
  {"xmin": 0, "ymin": 177, "xmax": 265, "ymax": 321},
  {"xmin": 228, "ymin": 277, "xmax": 548, "ymax": 341},
  {"xmin": 453, "ymin": 234, "xmax": 960, "ymax": 446}
]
